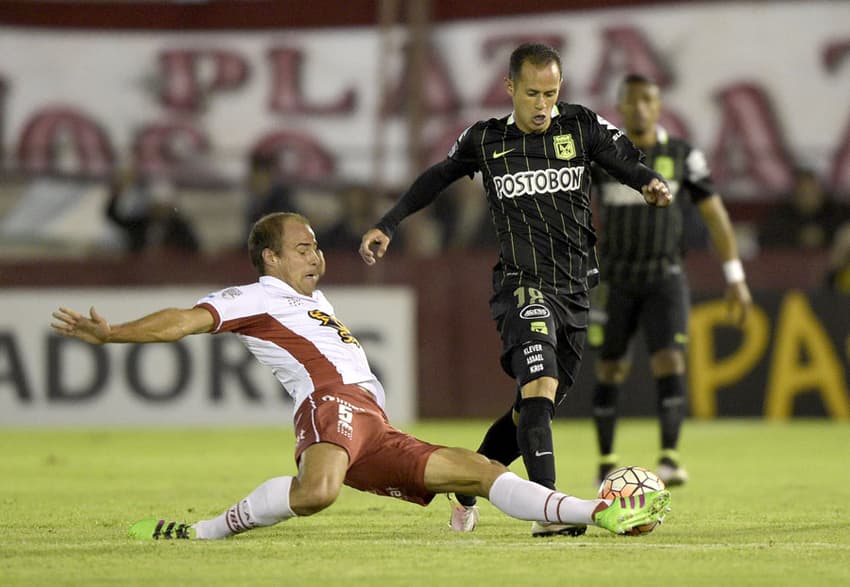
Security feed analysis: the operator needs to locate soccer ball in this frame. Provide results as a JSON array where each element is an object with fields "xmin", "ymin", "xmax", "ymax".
[{"xmin": 598, "ymin": 466, "xmax": 666, "ymax": 536}]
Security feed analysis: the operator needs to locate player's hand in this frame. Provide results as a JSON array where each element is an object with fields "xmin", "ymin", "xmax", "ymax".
[
  {"xmin": 725, "ymin": 281, "xmax": 752, "ymax": 326},
  {"xmin": 51, "ymin": 306, "xmax": 112, "ymax": 345},
  {"xmin": 642, "ymin": 178, "xmax": 671, "ymax": 207},
  {"xmin": 359, "ymin": 228, "xmax": 391, "ymax": 265}
]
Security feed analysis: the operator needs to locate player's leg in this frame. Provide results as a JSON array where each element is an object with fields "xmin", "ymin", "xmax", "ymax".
[
  {"xmin": 515, "ymin": 374, "xmax": 559, "ymax": 490},
  {"xmin": 190, "ymin": 442, "xmax": 348, "ymax": 539},
  {"xmin": 129, "ymin": 386, "xmax": 362, "ymax": 540},
  {"xmin": 642, "ymin": 272, "xmax": 690, "ymax": 486},
  {"xmin": 130, "ymin": 442, "xmax": 348, "ymax": 540},
  {"xmin": 450, "ymin": 287, "xmax": 557, "ymax": 528},
  {"xmin": 424, "ymin": 447, "xmax": 672, "ymax": 535},
  {"xmin": 593, "ymin": 358, "xmax": 630, "ymax": 481},
  {"xmin": 591, "ymin": 281, "xmax": 641, "ymax": 484},
  {"xmin": 454, "ymin": 403, "xmax": 521, "ymax": 504}
]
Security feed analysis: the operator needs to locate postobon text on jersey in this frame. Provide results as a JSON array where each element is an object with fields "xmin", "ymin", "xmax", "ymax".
[{"xmin": 493, "ymin": 167, "xmax": 585, "ymax": 199}]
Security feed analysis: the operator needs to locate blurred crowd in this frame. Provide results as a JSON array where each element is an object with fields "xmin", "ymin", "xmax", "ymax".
[{"xmin": 0, "ymin": 155, "xmax": 848, "ymax": 295}]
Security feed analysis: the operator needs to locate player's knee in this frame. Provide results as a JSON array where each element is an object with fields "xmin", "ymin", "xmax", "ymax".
[
  {"xmin": 596, "ymin": 359, "xmax": 630, "ymax": 384},
  {"xmin": 291, "ymin": 478, "xmax": 342, "ymax": 516},
  {"xmin": 650, "ymin": 349, "xmax": 685, "ymax": 376},
  {"xmin": 520, "ymin": 376, "xmax": 558, "ymax": 401}
]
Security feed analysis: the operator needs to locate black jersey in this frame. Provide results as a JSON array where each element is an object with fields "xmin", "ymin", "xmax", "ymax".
[
  {"xmin": 592, "ymin": 128, "xmax": 715, "ymax": 284},
  {"xmin": 376, "ymin": 102, "xmax": 662, "ymax": 295}
]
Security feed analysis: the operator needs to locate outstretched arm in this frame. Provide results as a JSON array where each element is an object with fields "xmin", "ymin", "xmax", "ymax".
[
  {"xmin": 697, "ymin": 194, "xmax": 752, "ymax": 325},
  {"xmin": 51, "ymin": 305, "xmax": 215, "ymax": 345}
]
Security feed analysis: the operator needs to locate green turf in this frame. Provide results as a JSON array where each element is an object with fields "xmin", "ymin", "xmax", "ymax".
[{"xmin": 1, "ymin": 420, "xmax": 848, "ymax": 586}]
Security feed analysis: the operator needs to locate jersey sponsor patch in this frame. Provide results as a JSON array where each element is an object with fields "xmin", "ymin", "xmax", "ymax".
[
  {"xmin": 519, "ymin": 304, "xmax": 551, "ymax": 319},
  {"xmin": 493, "ymin": 166, "xmax": 584, "ymax": 199},
  {"xmin": 530, "ymin": 321, "xmax": 549, "ymax": 335},
  {"xmin": 309, "ymin": 309, "xmax": 361, "ymax": 346}
]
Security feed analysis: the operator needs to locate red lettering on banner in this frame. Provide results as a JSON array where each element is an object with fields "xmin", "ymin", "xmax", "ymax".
[
  {"xmin": 17, "ymin": 107, "xmax": 114, "ymax": 175},
  {"xmin": 479, "ymin": 35, "xmax": 566, "ymax": 108},
  {"xmin": 267, "ymin": 48, "xmax": 355, "ymax": 114},
  {"xmin": 588, "ymin": 27, "xmax": 671, "ymax": 97},
  {"xmin": 252, "ymin": 130, "xmax": 335, "ymax": 181},
  {"xmin": 710, "ymin": 83, "xmax": 793, "ymax": 195},
  {"xmin": 383, "ymin": 43, "xmax": 460, "ymax": 116},
  {"xmin": 133, "ymin": 121, "xmax": 210, "ymax": 174},
  {"xmin": 823, "ymin": 39, "xmax": 850, "ymax": 193},
  {"xmin": 158, "ymin": 50, "xmax": 249, "ymax": 111}
]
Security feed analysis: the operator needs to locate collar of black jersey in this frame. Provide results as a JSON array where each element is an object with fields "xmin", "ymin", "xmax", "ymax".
[{"xmin": 506, "ymin": 105, "xmax": 560, "ymax": 127}]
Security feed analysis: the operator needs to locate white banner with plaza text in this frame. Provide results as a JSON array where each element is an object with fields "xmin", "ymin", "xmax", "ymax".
[{"xmin": 0, "ymin": 2, "xmax": 848, "ymax": 198}]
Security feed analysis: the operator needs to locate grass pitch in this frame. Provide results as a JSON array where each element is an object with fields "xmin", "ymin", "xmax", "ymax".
[{"xmin": 1, "ymin": 419, "xmax": 848, "ymax": 586}]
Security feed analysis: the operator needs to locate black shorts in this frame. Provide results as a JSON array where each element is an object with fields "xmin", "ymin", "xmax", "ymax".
[
  {"xmin": 490, "ymin": 285, "xmax": 589, "ymax": 406},
  {"xmin": 592, "ymin": 269, "xmax": 689, "ymax": 361}
]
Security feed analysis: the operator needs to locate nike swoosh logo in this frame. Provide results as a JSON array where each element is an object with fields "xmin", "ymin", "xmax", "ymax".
[
  {"xmin": 534, "ymin": 450, "xmax": 553, "ymax": 457},
  {"xmin": 492, "ymin": 148, "xmax": 515, "ymax": 159}
]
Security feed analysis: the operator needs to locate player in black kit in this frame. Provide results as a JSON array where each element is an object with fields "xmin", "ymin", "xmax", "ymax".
[
  {"xmin": 360, "ymin": 44, "xmax": 671, "ymax": 537},
  {"xmin": 589, "ymin": 74, "xmax": 752, "ymax": 488}
]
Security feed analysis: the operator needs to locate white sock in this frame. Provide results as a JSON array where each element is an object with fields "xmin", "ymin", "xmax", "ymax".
[
  {"xmin": 488, "ymin": 472, "xmax": 606, "ymax": 526},
  {"xmin": 194, "ymin": 476, "xmax": 296, "ymax": 540}
]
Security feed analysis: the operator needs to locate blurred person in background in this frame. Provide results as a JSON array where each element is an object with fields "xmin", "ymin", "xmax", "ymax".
[
  {"xmin": 432, "ymin": 177, "xmax": 498, "ymax": 250},
  {"xmin": 105, "ymin": 166, "xmax": 200, "ymax": 254},
  {"xmin": 360, "ymin": 42, "xmax": 671, "ymax": 537},
  {"xmin": 759, "ymin": 167, "xmax": 850, "ymax": 251},
  {"xmin": 316, "ymin": 183, "xmax": 381, "ymax": 251},
  {"xmin": 50, "ymin": 212, "xmax": 671, "ymax": 541},
  {"xmin": 244, "ymin": 151, "xmax": 297, "ymax": 240},
  {"xmin": 588, "ymin": 74, "xmax": 752, "ymax": 488}
]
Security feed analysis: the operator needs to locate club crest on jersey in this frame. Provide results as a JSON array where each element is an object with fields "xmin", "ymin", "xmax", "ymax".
[
  {"xmin": 553, "ymin": 134, "xmax": 576, "ymax": 161},
  {"xmin": 309, "ymin": 310, "xmax": 360, "ymax": 346}
]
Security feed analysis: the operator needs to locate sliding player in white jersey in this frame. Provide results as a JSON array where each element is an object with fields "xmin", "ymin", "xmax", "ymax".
[{"xmin": 51, "ymin": 212, "xmax": 670, "ymax": 540}]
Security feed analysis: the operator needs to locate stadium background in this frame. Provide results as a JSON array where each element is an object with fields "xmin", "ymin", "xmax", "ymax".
[{"xmin": 0, "ymin": 0, "xmax": 848, "ymax": 425}]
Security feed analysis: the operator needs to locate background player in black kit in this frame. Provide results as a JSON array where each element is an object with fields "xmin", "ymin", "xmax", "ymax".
[
  {"xmin": 360, "ymin": 43, "xmax": 671, "ymax": 537},
  {"xmin": 589, "ymin": 74, "xmax": 752, "ymax": 487}
]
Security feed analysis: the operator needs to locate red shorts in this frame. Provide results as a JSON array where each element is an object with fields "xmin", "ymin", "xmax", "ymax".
[{"xmin": 293, "ymin": 384, "xmax": 442, "ymax": 506}]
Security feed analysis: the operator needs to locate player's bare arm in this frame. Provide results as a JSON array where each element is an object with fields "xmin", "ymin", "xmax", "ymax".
[
  {"xmin": 51, "ymin": 306, "xmax": 215, "ymax": 344},
  {"xmin": 641, "ymin": 177, "xmax": 672, "ymax": 207},
  {"xmin": 359, "ymin": 228, "xmax": 391, "ymax": 265},
  {"xmin": 697, "ymin": 194, "xmax": 752, "ymax": 326}
]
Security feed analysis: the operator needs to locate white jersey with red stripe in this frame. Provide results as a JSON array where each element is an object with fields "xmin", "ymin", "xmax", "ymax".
[{"xmin": 195, "ymin": 275, "xmax": 386, "ymax": 413}]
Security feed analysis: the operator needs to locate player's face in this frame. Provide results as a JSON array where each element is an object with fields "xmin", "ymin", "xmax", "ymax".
[
  {"xmin": 267, "ymin": 219, "xmax": 323, "ymax": 296},
  {"xmin": 506, "ymin": 60, "xmax": 562, "ymax": 134},
  {"xmin": 617, "ymin": 82, "xmax": 661, "ymax": 136}
]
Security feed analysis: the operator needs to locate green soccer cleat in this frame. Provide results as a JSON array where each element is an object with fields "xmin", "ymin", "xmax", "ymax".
[
  {"xmin": 128, "ymin": 518, "xmax": 195, "ymax": 540},
  {"xmin": 594, "ymin": 489, "xmax": 672, "ymax": 536}
]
